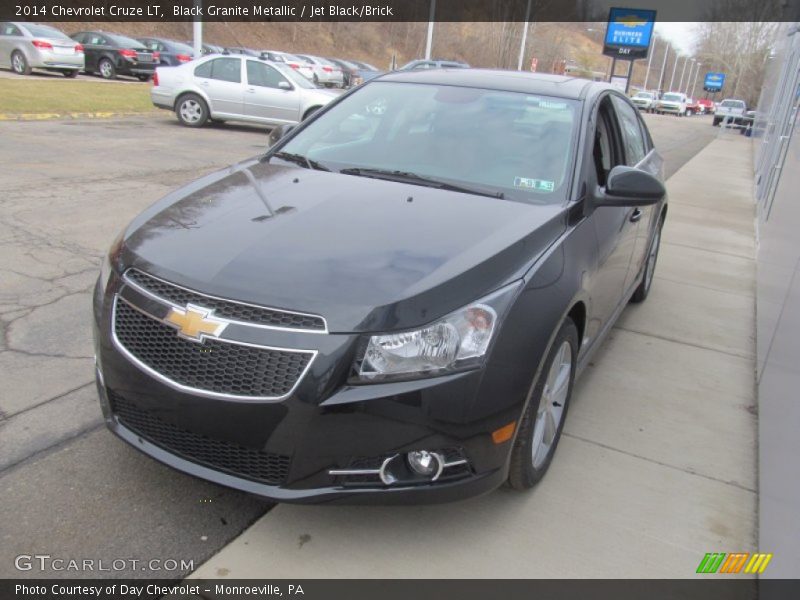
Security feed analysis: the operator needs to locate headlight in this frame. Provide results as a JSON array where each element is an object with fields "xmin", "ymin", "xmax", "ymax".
[
  {"xmin": 355, "ymin": 281, "xmax": 521, "ymax": 382},
  {"xmin": 99, "ymin": 229, "xmax": 125, "ymax": 292}
]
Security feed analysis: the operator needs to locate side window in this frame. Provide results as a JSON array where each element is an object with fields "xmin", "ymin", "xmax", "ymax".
[
  {"xmin": 72, "ymin": 33, "xmax": 85, "ymax": 44},
  {"xmin": 246, "ymin": 61, "xmax": 289, "ymax": 89},
  {"xmin": 611, "ymin": 96, "xmax": 647, "ymax": 166},
  {"xmin": 88, "ymin": 35, "xmax": 106, "ymax": 45},
  {"xmin": 210, "ymin": 58, "xmax": 241, "ymax": 83},
  {"xmin": 2, "ymin": 23, "xmax": 22, "ymax": 36},
  {"xmin": 194, "ymin": 60, "xmax": 213, "ymax": 78},
  {"xmin": 592, "ymin": 99, "xmax": 625, "ymax": 187}
]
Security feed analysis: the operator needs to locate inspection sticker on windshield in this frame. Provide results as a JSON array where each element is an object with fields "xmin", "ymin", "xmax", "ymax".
[{"xmin": 514, "ymin": 177, "xmax": 554, "ymax": 192}]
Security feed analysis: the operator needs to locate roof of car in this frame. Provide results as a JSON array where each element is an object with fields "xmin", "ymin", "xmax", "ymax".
[{"xmin": 376, "ymin": 69, "xmax": 598, "ymax": 100}]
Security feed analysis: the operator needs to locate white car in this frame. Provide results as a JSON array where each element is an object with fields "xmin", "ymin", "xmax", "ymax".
[
  {"xmin": 631, "ymin": 91, "xmax": 656, "ymax": 112},
  {"xmin": 295, "ymin": 54, "xmax": 345, "ymax": 88},
  {"xmin": 0, "ymin": 21, "xmax": 84, "ymax": 77},
  {"xmin": 151, "ymin": 54, "xmax": 340, "ymax": 127},
  {"xmin": 261, "ymin": 50, "xmax": 315, "ymax": 82},
  {"xmin": 656, "ymin": 92, "xmax": 688, "ymax": 116}
]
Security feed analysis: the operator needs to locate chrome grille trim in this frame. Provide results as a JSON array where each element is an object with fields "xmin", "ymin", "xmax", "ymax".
[
  {"xmin": 123, "ymin": 269, "xmax": 328, "ymax": 334},
  {"xmin": 111, "ymin": 295, "xmax": 317, "ymax": 401}
]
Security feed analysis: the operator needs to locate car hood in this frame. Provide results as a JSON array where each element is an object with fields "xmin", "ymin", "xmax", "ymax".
[{"xmin": 122, "ymin": 160, "xmax": 565, "ymax": 333}]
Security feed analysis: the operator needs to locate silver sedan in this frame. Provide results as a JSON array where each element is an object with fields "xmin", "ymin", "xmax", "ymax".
[
  {"xmin": 151, "ymin": 54, "xmax": 342, "ymax": 128},
  {"xmin": 0, "ymin": 21, "xmax": 84, "ymax": 77}
]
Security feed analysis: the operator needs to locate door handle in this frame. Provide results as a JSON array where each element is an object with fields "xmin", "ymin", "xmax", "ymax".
[{"xmin": 629, "ymin": 208, "xmax": 643, "ymax": 223}]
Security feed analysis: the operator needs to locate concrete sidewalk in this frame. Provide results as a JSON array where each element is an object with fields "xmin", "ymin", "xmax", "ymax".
[{"xmin": 189, "ymin": 134, "xmax": 757, "ymax": 579}]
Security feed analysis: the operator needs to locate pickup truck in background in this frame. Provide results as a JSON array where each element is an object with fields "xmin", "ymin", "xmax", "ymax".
[
  {"xmin": 685, "ymin": 97, "xmax": 701, "ymax": 116},
  {"xmin": 697, "ymin": 98, "xmax": 715, "ymax": 114},
  {"xmin": 713, "ymin": 99, "xmax": 747, "ymax": 126}
]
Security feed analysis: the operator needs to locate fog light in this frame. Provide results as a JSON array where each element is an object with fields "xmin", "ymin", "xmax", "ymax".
[{"xmin": 407, "ymin": 450, "xmax": 443, "ymax": 479}]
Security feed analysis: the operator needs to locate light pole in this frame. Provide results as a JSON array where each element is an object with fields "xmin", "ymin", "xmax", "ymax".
[
  {"xmin": 643, "ymin": 36, "xmax": 656, "ymax": 91},
  {"xmin": 691, "ymin": 62, "xmax": 702, "ymax": 97},
  {"xmin": 516, "ymin": 0, "xmax": 532, "ymax": 71},
  {"xmin": 685, "ymin": 59, "xmax": 696, "ymax": 95},
  {"xmin": 669, "ymin": 54, "xmax": 680, "ymax": 91},
  {"xmin": 658, "ymin": 44, "xmax": 669, "ymax": 93},
  {"xmin": 424, "ymin": 0, "xmax": 436, "ymax": 60},
  {"xmin": 678, "ymin": 55, "xmax": 689, "ymax": 91},
  {"xmin": 193, "ymin": 0, "xmax": 202, "ymax": 58}
]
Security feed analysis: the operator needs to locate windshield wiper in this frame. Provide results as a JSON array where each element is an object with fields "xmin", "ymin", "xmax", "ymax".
[
  {"xmin": 338, "ymin": 167, "xmax": 504, "ymax": 199},
  {"xmin": 272, "ymin": 151, "xmax": 330, "ymax": 172}
]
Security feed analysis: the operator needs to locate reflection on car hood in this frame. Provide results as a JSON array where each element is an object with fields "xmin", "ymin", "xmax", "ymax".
[{"xmin": 122, "ymin": 160, "xmax": 565, "ymax": 332}]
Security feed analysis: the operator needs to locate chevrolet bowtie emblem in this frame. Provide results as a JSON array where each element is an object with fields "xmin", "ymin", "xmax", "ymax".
[{"xmin": 164, "ymin": 304, "xmax": 228, "ymax": 342}]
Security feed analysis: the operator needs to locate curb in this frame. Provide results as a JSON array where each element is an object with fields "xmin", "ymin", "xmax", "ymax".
[{"xmin": 0, "ymin": 111, "xmax": 158, "ymax": 121}]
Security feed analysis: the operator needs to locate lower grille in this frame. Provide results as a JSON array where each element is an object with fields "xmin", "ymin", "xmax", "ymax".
[
  {"xmin": 113, "ymin": 299, "xmax": 313, "ymax": 399},
  {"xmin": 110, "ymin": 392, "xmax": 290, "ymax": 485}
]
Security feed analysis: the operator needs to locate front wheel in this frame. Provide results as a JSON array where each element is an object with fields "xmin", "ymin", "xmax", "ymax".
[
  {"xmin": 11, "ymin": 51, "xmax": 31, "ymax": 75},
  {"xmin": 507, "ymin": 318, "xmax": 578, "ymax": 490},
  {"xmin": 98, "ymin": 58, "xmax": 116, "ymax": 79},
  {"xmin": 630, "ymin": 218, "xmax": 663, "ymax": 303},
  {"xmin": 175, "ymin": 93, "xmax": 209, "ymax": 127}
]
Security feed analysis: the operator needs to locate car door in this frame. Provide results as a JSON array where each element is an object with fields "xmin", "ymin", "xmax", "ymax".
[
  {"xmin": 81, "ymin": 33, "xmax": 107, "ymax": 71},
  {"xmin": 194, "ymin": 57, "xmax": 244, "ymax": 116},
  {"xmin": 585, "ymin": 94, "xmax": 640, "ymax": 340},
  {"xmin": 0, "ymin": 23, "xmax": 16, "ymax": 67},
  {"xmin": 243, "ymin": 60, "xmax": 300, "ymax": 123},
  {"xmin": 610, "ymin": 94, "xmax": 660, "ymax": 292}
]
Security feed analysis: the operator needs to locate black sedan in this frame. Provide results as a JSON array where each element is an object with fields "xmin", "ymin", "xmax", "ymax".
[
  {"xmin": 137, "ymin": 37, "xmax": 196, "ymax": 66},
  {"xmin": 94, "ymin": 70, "xmax": 666, "ymax": 504},
  {"xmin": 71, "ymin": 31, "xmax": 157, "ymax": 80}
]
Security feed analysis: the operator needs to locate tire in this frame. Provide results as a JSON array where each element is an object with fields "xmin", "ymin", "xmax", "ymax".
[
  {"xmin": 11, "ymin": 51, "xmax": 31, "ymax": 75},
  {"xmin": 63, "ymin": 69, "xmax": 79, "ymax": 78},
  {"xmin": 98, "ymin": 58, "xmax": 116, "ymax": 80},
  {"xmin": 175, "ymin": 93, "xmax": 209, "ymax": 127},
  {"xmin": 137, "ymin": 74, "xmax": 151, "ymax": 82},
  {"xmin": 630, "ymin": 216, "xmax": 664, "ymax": 303},
  {"xmin": 507, "ymin": 318, "xmax": 579, "ymax": 490},
  {"xmin": 713, "ymin": 118, "xmax": 721, "ymax": 127},
  {"xmin": 312, "ymin": 74, "xmax": 320, "ymax": 87}
]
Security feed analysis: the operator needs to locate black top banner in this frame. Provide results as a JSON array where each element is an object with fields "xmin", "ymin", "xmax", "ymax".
[{"xmin": 2, "ymin": 0, "xmax": 799, "ymax": 22}]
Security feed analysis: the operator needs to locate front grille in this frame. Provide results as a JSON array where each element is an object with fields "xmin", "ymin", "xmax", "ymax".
[
  {"xmin": 125, "ymin": 269, "xmax": 326, "ymax": 331},
  {"xmin": 110, "ymin": 392, "xmax": 290, "ymax": 485},
  {"xmin": 114, "ymin": 299, "xmax": 312, "ymax": 398}
]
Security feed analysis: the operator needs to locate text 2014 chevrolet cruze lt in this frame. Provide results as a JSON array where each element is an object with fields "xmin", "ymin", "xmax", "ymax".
[{"xmin": 93, "ymin": 70, "xmax": 667, "ymax": 503}]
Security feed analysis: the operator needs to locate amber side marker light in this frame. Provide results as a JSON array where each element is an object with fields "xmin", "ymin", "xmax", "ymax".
[{"xmin": 492, "ymin": 422, "xmax": 516, "ymax": 444}]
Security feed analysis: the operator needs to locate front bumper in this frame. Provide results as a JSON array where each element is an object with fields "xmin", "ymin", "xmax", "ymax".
[
  {"xmin": 93, "ymin": 274, "xmax": 523, "ymax": 504},
  {"xmin": 658, "ymin": 104, "xmax": 683, "ymax": 113}
]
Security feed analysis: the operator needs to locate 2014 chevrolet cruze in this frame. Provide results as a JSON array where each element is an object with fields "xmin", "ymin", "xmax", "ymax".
[{"xmin": 94, "ymin": 70, "xmax": 667, "ymax": 503}]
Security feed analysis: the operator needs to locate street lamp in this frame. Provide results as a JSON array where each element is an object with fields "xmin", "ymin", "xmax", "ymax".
[
  {"xmin": 678, "ymin": 55, "xmax": 689, "ymax": 91},
  {"xmin": 669, "ymin": 54, "xmax": 681, "ymax": 91},
  {"xmin": 424, "ymin": 0, "xmax": 436, "ymax": 60}
]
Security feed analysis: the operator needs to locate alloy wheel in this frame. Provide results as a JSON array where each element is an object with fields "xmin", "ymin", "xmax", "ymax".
[
  {"xmin": 100, "ymin": 61, "xmax": 113, "ymax": 78},
  {"xmin": 180, "ymin": 99, "xmax": 202, "ymax": 123},
  {"xmin": 645, "ymin": 226, "xmax": 662, "ymax": 291},
  {"xmin": 12, "ymin": 53, "xmax": 24, "ymax": 74},
  {"xmin": 531, "ymin": 340, "xmax": 572, "ymax": 468}
]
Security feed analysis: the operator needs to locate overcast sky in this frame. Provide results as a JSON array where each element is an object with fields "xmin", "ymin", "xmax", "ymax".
[{"xmin": 655, "ymin": 22, "xmax": 700, "ymax": 55}]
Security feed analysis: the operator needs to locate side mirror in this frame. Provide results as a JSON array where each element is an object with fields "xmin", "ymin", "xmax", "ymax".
[
  {"xmin": 267, "ymin": 123, "xmax": 295, "ymax": 148},
  {"xmin": 278, "ymin": 81, "xmax": 292, "ymax": 91},
  {"xmin": 595, "ymin": 165, "xmax": 665, "ymax": 207}
]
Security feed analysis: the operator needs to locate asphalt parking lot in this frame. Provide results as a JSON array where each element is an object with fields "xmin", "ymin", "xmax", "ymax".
[{"xmin": 0, "ymin": 111, "xmax": 725, "ymax": 578}]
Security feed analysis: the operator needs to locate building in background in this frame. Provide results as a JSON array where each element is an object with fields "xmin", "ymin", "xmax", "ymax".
[{"xmin": 752, "ymin": 21, "xmax": 800, "ymax": 583}]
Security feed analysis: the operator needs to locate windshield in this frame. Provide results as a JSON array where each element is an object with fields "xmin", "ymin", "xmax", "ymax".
[
  {"xmin": 662, "ymin": 93, "xmax": 683, "ymax": 102},
  {"xmin": 635, "ymin": 92, "xmax": 653, "ymax": 99},
  {"xmin": 24, "ymin": 24, "xmax": 72, "ymax": 40},
  {"xmin": 721, "ymin": 100, "xmax": 745, "ymax": 108},
  {"xmin": 273, "ymin": 63, "xmax": 317, "ymax": 89},
  {"xmin": 276, "ymin": 82, "xmax": 579, "ymax": 204}
]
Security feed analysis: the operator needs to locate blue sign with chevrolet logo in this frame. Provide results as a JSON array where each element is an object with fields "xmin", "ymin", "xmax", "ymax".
[
  {"xmin": 603, "ymin": 7, "xmax": 656, "ymax": 59},
  {"xmin": 704, "ymin": 72, "xmax": 726, "ymax": 92}
]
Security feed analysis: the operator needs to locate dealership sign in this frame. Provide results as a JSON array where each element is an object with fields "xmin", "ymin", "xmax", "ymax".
[
  {"xmin": 704, "ymin": 72, "xmax": 726, "ymax": 92},
  {"xmin": 603, "ymin": 7, "xmax": 656, "ymax": 60}
]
